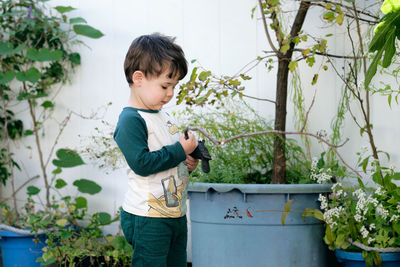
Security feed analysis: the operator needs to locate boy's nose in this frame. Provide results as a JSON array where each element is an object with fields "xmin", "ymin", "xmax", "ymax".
[{"xmin": 166, "ymin": 87, "xmax": 174, "ymax": 97}]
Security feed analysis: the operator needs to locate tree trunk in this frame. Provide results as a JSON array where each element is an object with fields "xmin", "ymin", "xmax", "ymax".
[{"xmin": 272, "ymin": 1, "xmax": 310, "ymax": 184}]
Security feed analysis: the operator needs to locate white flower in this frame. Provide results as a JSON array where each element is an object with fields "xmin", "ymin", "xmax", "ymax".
[
  {"xmin": 360, "ymin": 226, "xmax": 369, "ymax": 238},
  {"xmin": 311, "ymin": 157, "xmax": 318, "ymax": 171},
  {"xmin": 318, "ymin": 194, "xmax": 328, "ymax": 210},
  {"xmin": 323, "ymin": 207, "xmax": 344, "ymax": 227},
  {"xmin": 375, "ymin": 186, "xmax": 385, "ymax": 196},
  {"xmin": 353, "ymin": 188, "xmax": 366, "ymax": 199},
  {"xmin": 376, "ymin": 204, "xmax": 389, "ymax": 219},
  {"xmin": 389, "ymin": 165, "xmax": 395, "ymax": 172},
  {"xmin": 354, "ymin": 214, "xmax": 365, "ymax": 222},
  {"xmin": 397, "ymin": 203, "xmax": 400, "ymax": 213},
  {"xmin": 390, "ymin": 215, "xmax": 399, "ymax": 222},
  {"xmin": 369, "ymin": 223, "xmax": 375, "ymax": 231},
  {"xmin": 367, "ymin": 237, "xmax": 375, "ymax": 244},
  {"xmin": 366, "ymin": 196, "xmax": 379, "ymax": 208},
  {"xmin": 310, "ymin": 171, "xmax": 332, "ymax": 184},
  {"xmin": 332, "ymin": 183, "xmax": 342, "ymax": 192},
  {"xmin": 356, "ymin": 195, "xmax": 368, "ymax": 215}
]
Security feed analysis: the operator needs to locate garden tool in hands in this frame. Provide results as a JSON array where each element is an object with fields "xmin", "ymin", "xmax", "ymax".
[{"xmin": 184, "ymin": 129, "xmax": 212, "ymax": 173}]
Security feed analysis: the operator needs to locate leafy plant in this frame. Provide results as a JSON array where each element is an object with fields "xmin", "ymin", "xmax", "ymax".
[
  {"xmin": 306, "ymin": 165, "xmax": 400, "ymax": 267},
  {"xmin": 0, "ymin": 0, "xmax": 104, "ymax": 226},
  {"xmin": 174, "ymin": 99, "xmax": 313, "ymax": 184},
  {"xmin": 39, "ymin": 212, "xmax": 132, "ymax": 266},
  {"xmin": 0, "ymin": 149, "xmax": 103, "ymax": 231}
]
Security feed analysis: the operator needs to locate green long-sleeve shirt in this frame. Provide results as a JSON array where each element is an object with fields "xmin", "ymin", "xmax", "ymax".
[{"xmin": 114, "ymin": 107, "xmax": 189, "ymax": 218}]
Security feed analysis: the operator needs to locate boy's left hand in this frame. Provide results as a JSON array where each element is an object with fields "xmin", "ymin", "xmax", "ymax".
[{"xmin": 186, "ymin": 155, "xmax": 199, "ymax": 172}]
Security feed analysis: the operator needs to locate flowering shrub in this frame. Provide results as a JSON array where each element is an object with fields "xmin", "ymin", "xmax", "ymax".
[{"xmin": 311, "ymin": 166, "xmax": 400, "ymax": 266}]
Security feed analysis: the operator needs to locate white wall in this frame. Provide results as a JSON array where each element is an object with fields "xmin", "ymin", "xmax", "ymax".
[{"xmin": 2, "ymin": 0, "xmax": 399, "ymax": 261}]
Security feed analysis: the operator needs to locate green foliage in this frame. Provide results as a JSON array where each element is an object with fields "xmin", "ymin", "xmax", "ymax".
[
  {"xmin": 39, "ymin": 213, "xmax": 131, "ymax": 266},
  {"xmin": 308, "ymin": 170, "xmax": 400, "ymax": 260},
  {"xmin": 366, "ymin": 0, "xmax": 400, "ymax": 87},
  {"xmin": 174, "ymin": 99, "xmax": 312, "ymax": 184},
  {"xmin": 0, "ymin": 0, "xmax": 103, "ymax": 190},
  {"xmin": 0, "ymin": 148, "xmax": 102, "ymax": 230}
]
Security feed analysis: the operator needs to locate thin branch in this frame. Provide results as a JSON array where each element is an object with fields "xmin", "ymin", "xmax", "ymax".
[
  {"xmin": 258, "ymin": 0, "xmax": 279, "ymax": 54},
  {"xmin": 45, "ymin": 111, "xmax": 72, "ymax": 168},
  {"xmin": 185, "ymin": 126, "xmax": 362, "ymax": 178},
  {"xmin": 301, "ymin": 86, "xmax": 317, "ymax": 132},
  {"xmin": 293, "ymin": 48, "xmax": 366, "ymax": 60},
  {"xmin": 0, "ymin": 175, "xmax": 40, "ymax": 204}
]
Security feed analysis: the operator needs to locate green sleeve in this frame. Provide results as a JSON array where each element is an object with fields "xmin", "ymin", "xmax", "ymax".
[{"xmin": 113, "ymin": 110, "xmax": 186, "ymax": 176}]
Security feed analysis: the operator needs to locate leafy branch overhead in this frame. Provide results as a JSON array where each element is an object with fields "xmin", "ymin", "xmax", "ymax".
[{"xmin": 366, "ymin": 0, "xmax": 400, "ymax": 87}]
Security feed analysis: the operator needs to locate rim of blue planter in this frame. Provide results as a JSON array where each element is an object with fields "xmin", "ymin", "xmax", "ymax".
[
  {"xmin": 335, "ymin": 249, "xmax": 400, "ymax": 261},
  {"xmin": 188, "ymin": 182, "xmax": 332, "ymax": 194},
  {"xmin": 0, "ymin": 229, "xmax": 44, "ymax": 237}
]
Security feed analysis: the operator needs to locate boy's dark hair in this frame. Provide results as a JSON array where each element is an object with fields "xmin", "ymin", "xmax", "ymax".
[{"xmin": 124, "ymin": 33, "xmax": 188, "ymax": 85}]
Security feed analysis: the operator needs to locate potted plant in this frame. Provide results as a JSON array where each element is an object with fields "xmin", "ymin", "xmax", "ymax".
[
  {"xmin": 175, "ymin": 0, "xmax": 384, "ymax": 266},
  {"xmin": 306, "ymin": 1, "xmax": 400, "ymax": 266},
  {"xmin": 0, "ymin": 0, "xmax": 106, "ymax": 265},
  {"xmin": 38, "ymin": 210, "xmax": 132, "ymax": 266},
  {"xmin": 174, "ymin": 100, "xmax": 334, "ymax": 266}
]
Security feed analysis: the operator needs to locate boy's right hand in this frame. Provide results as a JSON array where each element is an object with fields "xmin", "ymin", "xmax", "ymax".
[{"xmin": 179, "ymin": 132, "xmax": 198, "ymax": 154}]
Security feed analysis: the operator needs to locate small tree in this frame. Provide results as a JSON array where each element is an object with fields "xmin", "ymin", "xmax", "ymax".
[{"xmin": 177, "ymin": 0, "xmax": 380, "ymax": 183}]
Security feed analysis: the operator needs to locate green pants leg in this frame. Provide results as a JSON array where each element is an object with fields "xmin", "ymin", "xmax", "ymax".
[{"xmin": 120, "ymin": 209, "xmax": 187, "ymax": 267}]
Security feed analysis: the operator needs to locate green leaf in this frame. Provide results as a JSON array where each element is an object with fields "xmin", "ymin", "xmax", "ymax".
[
  {"xmin": 0, "ymin": 42, "xmax": 14, "ymax": 55},
  {"xmin": 55, "ymin": 6, "xmax": 76, "ymax": 13},
  {"xmin": 372, "ymin": 171, "xmax": 384, "ymax": 186},
  {"xmin": 381, "ymin": 0, "xmax": 400, "ymax": 14},
  {"xmin": 52, "ymin": 149, "xmax": 85, "ymax": 168},
  {"xmin": 27, "ymin": 186, "xmax": 40, "ymax": 195},
  {"xmin": 323, "ymin": 11, "xmax": 335, "ymax": 22},
  {"xmin": 69, "ymin": 17, "xmax": 87, "ymax": 24},
  {"xmin": 23, "ymin": 130, "xmax": 33, "ymax": 136},
  {"xmin": 26, "ymin": 48, "xmax": 63, "ymax": 62},
  {"xmin": 73, "ymin": 24, "xmax": 104, "ymax": 39},
  {"xmin": 280, "ymin": 44, "xmax": 290, "ymax": 54},
  {"xmin": 55, "ymin": 179, "xmax": 67, "ymax": 189},
  {"xmin": 325, "ymin": 225, "xmax": 334, "ymax": 245},
  {"xmin": 365, "ymin": 48, "xmax": 384, "ymax": 87},
  {"xmin": 56, "ymin": 218, "xmax": 68, "ymax": 227},
  {"xmin": 75, "ymin": 197, "xmax": 87, "ymax": 209},
  {"xmin": 73, "ymin": 179, "xmax": 102, "ymax": 195},
  {"xmin": 13, "ymin": 44, "xmax": 25, "ymax": 54},
  {"xmin": 288, "ymin": 61, "xmax": 298, "ymax": 72},
  {"xmin": 392, "ymin": 172, "xmax": 400, "ymax": 180},
  {"xmin": 41, "ymin": 101, "xmax": 54, "ymax": 109},
  {"xmin": 16, "ymin": 67, "xmax": 41, "ymax": 83},
  {"xmin": 52, "ymin": 167, "xmax": 62, "ymax": 174},
  {"xmin": 94, "ymin": 212, "xmax": 112, "ymax": 225},
  {"xmin": 0, "ymin": 70, "xmax": 15, "ymax": 84},
  {"xmin": 198, "ymin": 71, "xmax": 211, "ymax": 81},
  {"xmin": 311, "ymin": 74, "xmax": 318, "ymax": 85},
  {"xmin": 68, "ymin": 53, "xmax": 81, "ymax": 65},
  {"xmin": 190, "ymin": 67, "xmax": 198, "ymax": 82}
]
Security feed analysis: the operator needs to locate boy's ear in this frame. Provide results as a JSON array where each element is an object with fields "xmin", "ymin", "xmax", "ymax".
[{"xmin": 132, "ymin": 71, "xmax": 144, "ymax": 86}]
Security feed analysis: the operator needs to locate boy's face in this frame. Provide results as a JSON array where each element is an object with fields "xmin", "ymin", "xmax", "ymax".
[{"xmin": 133, "ymin": 69, "xmax": 179, "ymax": 110}]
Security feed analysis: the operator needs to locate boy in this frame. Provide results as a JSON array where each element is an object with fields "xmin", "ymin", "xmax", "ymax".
[{"xmin": 114, "ymin": 33, "xmax": 199, "ymax": 267}]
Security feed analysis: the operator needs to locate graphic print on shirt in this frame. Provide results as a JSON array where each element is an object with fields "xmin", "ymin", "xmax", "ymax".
[
  {"xmin": 147, "ymin": 162, "xmax": 189, "ymax": 217},
  {"xmin": 167, "ymin": 120, "xmax": 179, "ymax": 135}
]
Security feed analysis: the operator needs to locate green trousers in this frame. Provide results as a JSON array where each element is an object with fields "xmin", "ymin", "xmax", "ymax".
[{"xmin": 120, "ymin": 209, "xmax": 187, "ymax": 267}]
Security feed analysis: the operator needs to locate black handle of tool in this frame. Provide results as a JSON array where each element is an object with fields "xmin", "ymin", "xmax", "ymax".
[{"xmin": 184, "ymin": 127, "xmax": 189, "ymax": 140}]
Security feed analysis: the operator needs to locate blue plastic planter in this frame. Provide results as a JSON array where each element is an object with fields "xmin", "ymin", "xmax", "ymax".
[
  {"xmin": 335, "ymin": 249, "xmax": 400, "ymax": 267},
  {"xmin": 0, "ymin": 229, "xmax": 46, "ymax": 267},
  {"xmin": 188, "ymin": 183, "xmax": 331, "ymax": 267}
]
